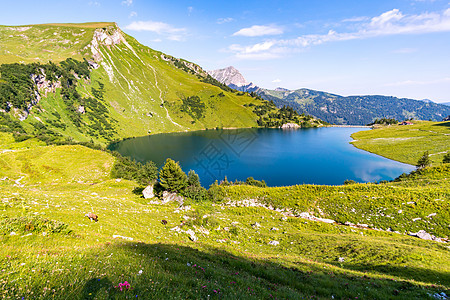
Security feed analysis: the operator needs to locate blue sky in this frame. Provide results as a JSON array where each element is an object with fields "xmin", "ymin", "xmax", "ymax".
[{"xmin": 1, "ymin": 0, "xmax": 450, "ymax": 103}]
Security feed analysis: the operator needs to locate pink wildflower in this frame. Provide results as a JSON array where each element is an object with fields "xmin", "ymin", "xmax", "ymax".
[{"xmin": 115, "ymin": 281, "xmax": 131, "ymax": 292}]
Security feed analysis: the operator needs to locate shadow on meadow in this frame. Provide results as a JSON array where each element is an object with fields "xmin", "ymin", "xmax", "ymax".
[
  {"xmin": 74, "ymin": 242, "xmax": 448, "ymax": 299},
  {"xmin": 432, "ymin": 121, "xmax": 450, "ymax": 128}
]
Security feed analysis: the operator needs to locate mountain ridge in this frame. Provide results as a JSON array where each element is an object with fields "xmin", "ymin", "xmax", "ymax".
[
  {"xmin": 209, "ymin": 66, "xmax": 450, "ymax": 125},
  {"xmin": 0, "ymin": 23, "xmax": 267, "ymax": 144}
]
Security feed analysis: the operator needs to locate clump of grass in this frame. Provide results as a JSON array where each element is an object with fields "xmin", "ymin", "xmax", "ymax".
[{"xmin": 0, "ymin": 216, "xmax": 73, "ymax": 236}]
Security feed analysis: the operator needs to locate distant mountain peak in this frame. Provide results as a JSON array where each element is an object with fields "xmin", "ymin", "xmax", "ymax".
[
  {"xmin": 208, "ymin": 66, "xmax": 249, "ymax": 87},
  {"xmin": 274, "ymin": 87, "xmax": 291, "ymax": 92}
]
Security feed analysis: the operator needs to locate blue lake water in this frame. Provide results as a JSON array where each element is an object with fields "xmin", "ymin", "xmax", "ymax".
[{"xmin": 109, "ymin": 127, "xmax": 415, "ymax": 187}]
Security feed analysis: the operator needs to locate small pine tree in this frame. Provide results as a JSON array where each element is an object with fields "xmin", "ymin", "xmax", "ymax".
[
  {"xmin": 187, "ymin": 170, "xmax": 201, "ymax": 187},
  {"xmin": 416, "ymin": 151, "xmax": 431, "ymax": 169},
  {"xmin": 159, "ymin": 158, "xmax": 188, "ymax": 193},
  {"xmin": 443, "ymin": 152, "xmax": 450, "ymax": 164}
]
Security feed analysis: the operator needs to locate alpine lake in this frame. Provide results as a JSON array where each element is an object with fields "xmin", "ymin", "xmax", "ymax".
[{"xmin": 109, "ymin": 127, "xmax": 415, "ymax": 187}]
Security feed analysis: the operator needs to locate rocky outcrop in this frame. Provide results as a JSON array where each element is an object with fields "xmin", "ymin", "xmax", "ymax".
[
  {"xmin": 208, "ymin": 66, "xmax": 249, "ymax": 87},
  {"xmin": 142, "ymin": 184, "xmax": 154, "ymax": 199},
  {"xmin": 280, "ymin": 123, "xmax": 300, "ymax": 129},
  {"xmin": 162, "ymin": 191, "xmax": 184, "ymax": 205},
  {"xmin": 409, "ymin": 230, "xmax": 445, "ymax": 243},
  {"xmin": 88, "ymin": 25, "xmax": 125, "ymax": 62},
  {"xmin": 298, "ymin": 212, "xmax": 335, "ymax": 224}
]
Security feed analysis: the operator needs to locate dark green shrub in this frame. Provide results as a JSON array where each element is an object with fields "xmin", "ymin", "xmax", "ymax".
[
  {"xmin": 245, "ymin": 177, "xmax": 267, "ymax": 188},
  {"xmin": 111, "ymin": 157, "xmax": 157, "ymax": 186},
  {"xmin": 443, "ymin": 152, "xmax": 450, "ymax": 164},
  {"xmin": 344, "ymin": 179, "xmax": 357, "ymax": 185}
]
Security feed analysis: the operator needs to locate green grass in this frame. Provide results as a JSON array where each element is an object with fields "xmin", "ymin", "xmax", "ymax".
[
  {"xmin": 351, "ymin": 121, "xmax": 450, "ymax": 165},
  {"xmin": 0, "ymin": 131, "xmax": 449, "ymax": 299},
  {"xmin": 0, "ymin": 22, "xmax": 449, "ymax": 299},
  {"xmin": 1, "ymin": 23, "xmax": 274, "ymax": 146}
]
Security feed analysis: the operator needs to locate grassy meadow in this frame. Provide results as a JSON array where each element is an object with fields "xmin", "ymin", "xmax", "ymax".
[
  {"xmin": 351, "ymin": 121, "xmax": 450, "ymax": 165},
  {"xmin": 0, "ymin": 130, "xmax": 449, "ymax": 299}
]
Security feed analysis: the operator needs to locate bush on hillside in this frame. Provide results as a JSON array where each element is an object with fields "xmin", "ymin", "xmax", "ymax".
[
  {"xmin": 245, "ymin": 177, "xmax": 267, "ymax": 188},
  {"xmin": 416, "ymin": 151, "xmax": 431, "ymax": 169},
  {"xmin": 111, "ymin": 156, "xmax": 158, "ymax": 186},
  {"xmin": 182, "ymin": 170, "xmax": 208, "ymax": 202},
  {"xmin": 443, "ymin": 152, "xmax": 450, "ymax": 164}
]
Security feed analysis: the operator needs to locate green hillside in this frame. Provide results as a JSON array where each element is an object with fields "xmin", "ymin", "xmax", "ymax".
[
  {"xmin": 352, "ymin": 121, "xmax": 450, "ymax": 165},
  {"xmin": 0, "ymin": 131, "xmax": 449, "ymax": 299},
  {"xmin": 0, "ymin": 23, "xmax": 323, "ymax": 145}
]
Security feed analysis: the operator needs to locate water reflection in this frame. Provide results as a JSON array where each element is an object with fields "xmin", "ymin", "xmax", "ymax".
[{"xmin": 109, "ymin": 128, "xmax": 415, "ymax": 187}]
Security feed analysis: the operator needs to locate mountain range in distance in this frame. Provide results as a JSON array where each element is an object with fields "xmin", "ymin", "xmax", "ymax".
[{"xmin": 208, "ymin": 66, "xmax": 450, "ymax": 125}]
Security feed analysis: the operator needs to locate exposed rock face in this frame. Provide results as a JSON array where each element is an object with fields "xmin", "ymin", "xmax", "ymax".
[
  {"xmin": 88, "ymin": 60, "xmax": 99, "ymax": 69},
  {"xmin": 281, "ymin": 123, "xmax": 300, "ymax": 129},
  {"xmin": 142, "ymin": 184, "xmax": 155, "ymax": 199},
  {"xmin": 208, "ymin": 66, "xmax": 250, "ymax": 87},
  {"xmin": 409, "ymin": 230, "xmax": 443, "ymax": 242},
  {"xmin": 89, "ymin": 26, "xmax": 125, "ymax": 62},
  {"xmin": 162, "ymin": 191, "xmax": 184, "ymax": 205},
  {"xmin": 298, "ymin": 212, "xmax": 335, "ymax": 224}
]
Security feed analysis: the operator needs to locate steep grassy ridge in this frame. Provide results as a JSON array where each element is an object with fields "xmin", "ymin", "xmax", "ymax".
[
  {"xmin": 0, "ymin": 23, "xmax": 273, "ymax": 144},
  {"xmin": 0, "ymin": 131, "xmax": 449, "ymax": 299}
]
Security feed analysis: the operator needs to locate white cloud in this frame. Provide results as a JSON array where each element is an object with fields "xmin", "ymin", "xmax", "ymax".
[
  {"xmin": 88, "ymin": 1, "xmax": 100, "ymax": 7},
  {"xmin": 342, "ymin": 16, "xmax": 369, "ymax": 22},
  {"xmin": 233, "ymin": 25, "xmax": 284, "ymax": 37},
  {"xmin": 228, "ymin": 8, "xmax": 450, "ymax": 60},
  {"xmin": 217, "ymin": 17, "xmax": 234, "ymax": 24},
  {"xmin": 272, "ymin": 79, "xmax": 282, "ymax": 83},
  {"xmin": 227, "ymin": 42, "xmax": 284, "ymax": 60},
  {"xmin": 122, "ymin": 0, "xmax": 132, "ymax": 6},
  {"xmin": 129, "ymin": 11, "xmax": 137, "ymax": 18},
  {"xmin": 188, "ymin": 6, "xmax": 194, "ymax": 15},
  {"xmin": 125, "ymin": 21, "xmax": 187, "ymax": 41}
]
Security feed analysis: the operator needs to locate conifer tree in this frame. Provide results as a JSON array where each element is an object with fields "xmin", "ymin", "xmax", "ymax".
[
  {"xmin": 159, "ymin": 158, "xmax": 188, "ymax": 192},
  {"xmin": 416, "ymin": 151, "xmax": 431, "ymax": 169}
]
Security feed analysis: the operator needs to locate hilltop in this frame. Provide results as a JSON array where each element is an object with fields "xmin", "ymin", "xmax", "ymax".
[
  {"xmin": 0, "ymin": 23, "xmax": 324, "ymax": 145},
  {"xmin": 209, "ymin": 66, "xmax": 450, "ymax": 125}
]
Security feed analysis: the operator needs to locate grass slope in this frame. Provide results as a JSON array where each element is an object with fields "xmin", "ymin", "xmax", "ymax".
[
  {"xmin": 351, "ymin": 121, "xmax": 450, "ymax": 165},
  {"xmin": 1, "ymin": 131, "xmax": 449, "ymax": 299},
  {"xmin": 0, "ymin": 23, "xmax": 280, "ymax": 145}
]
